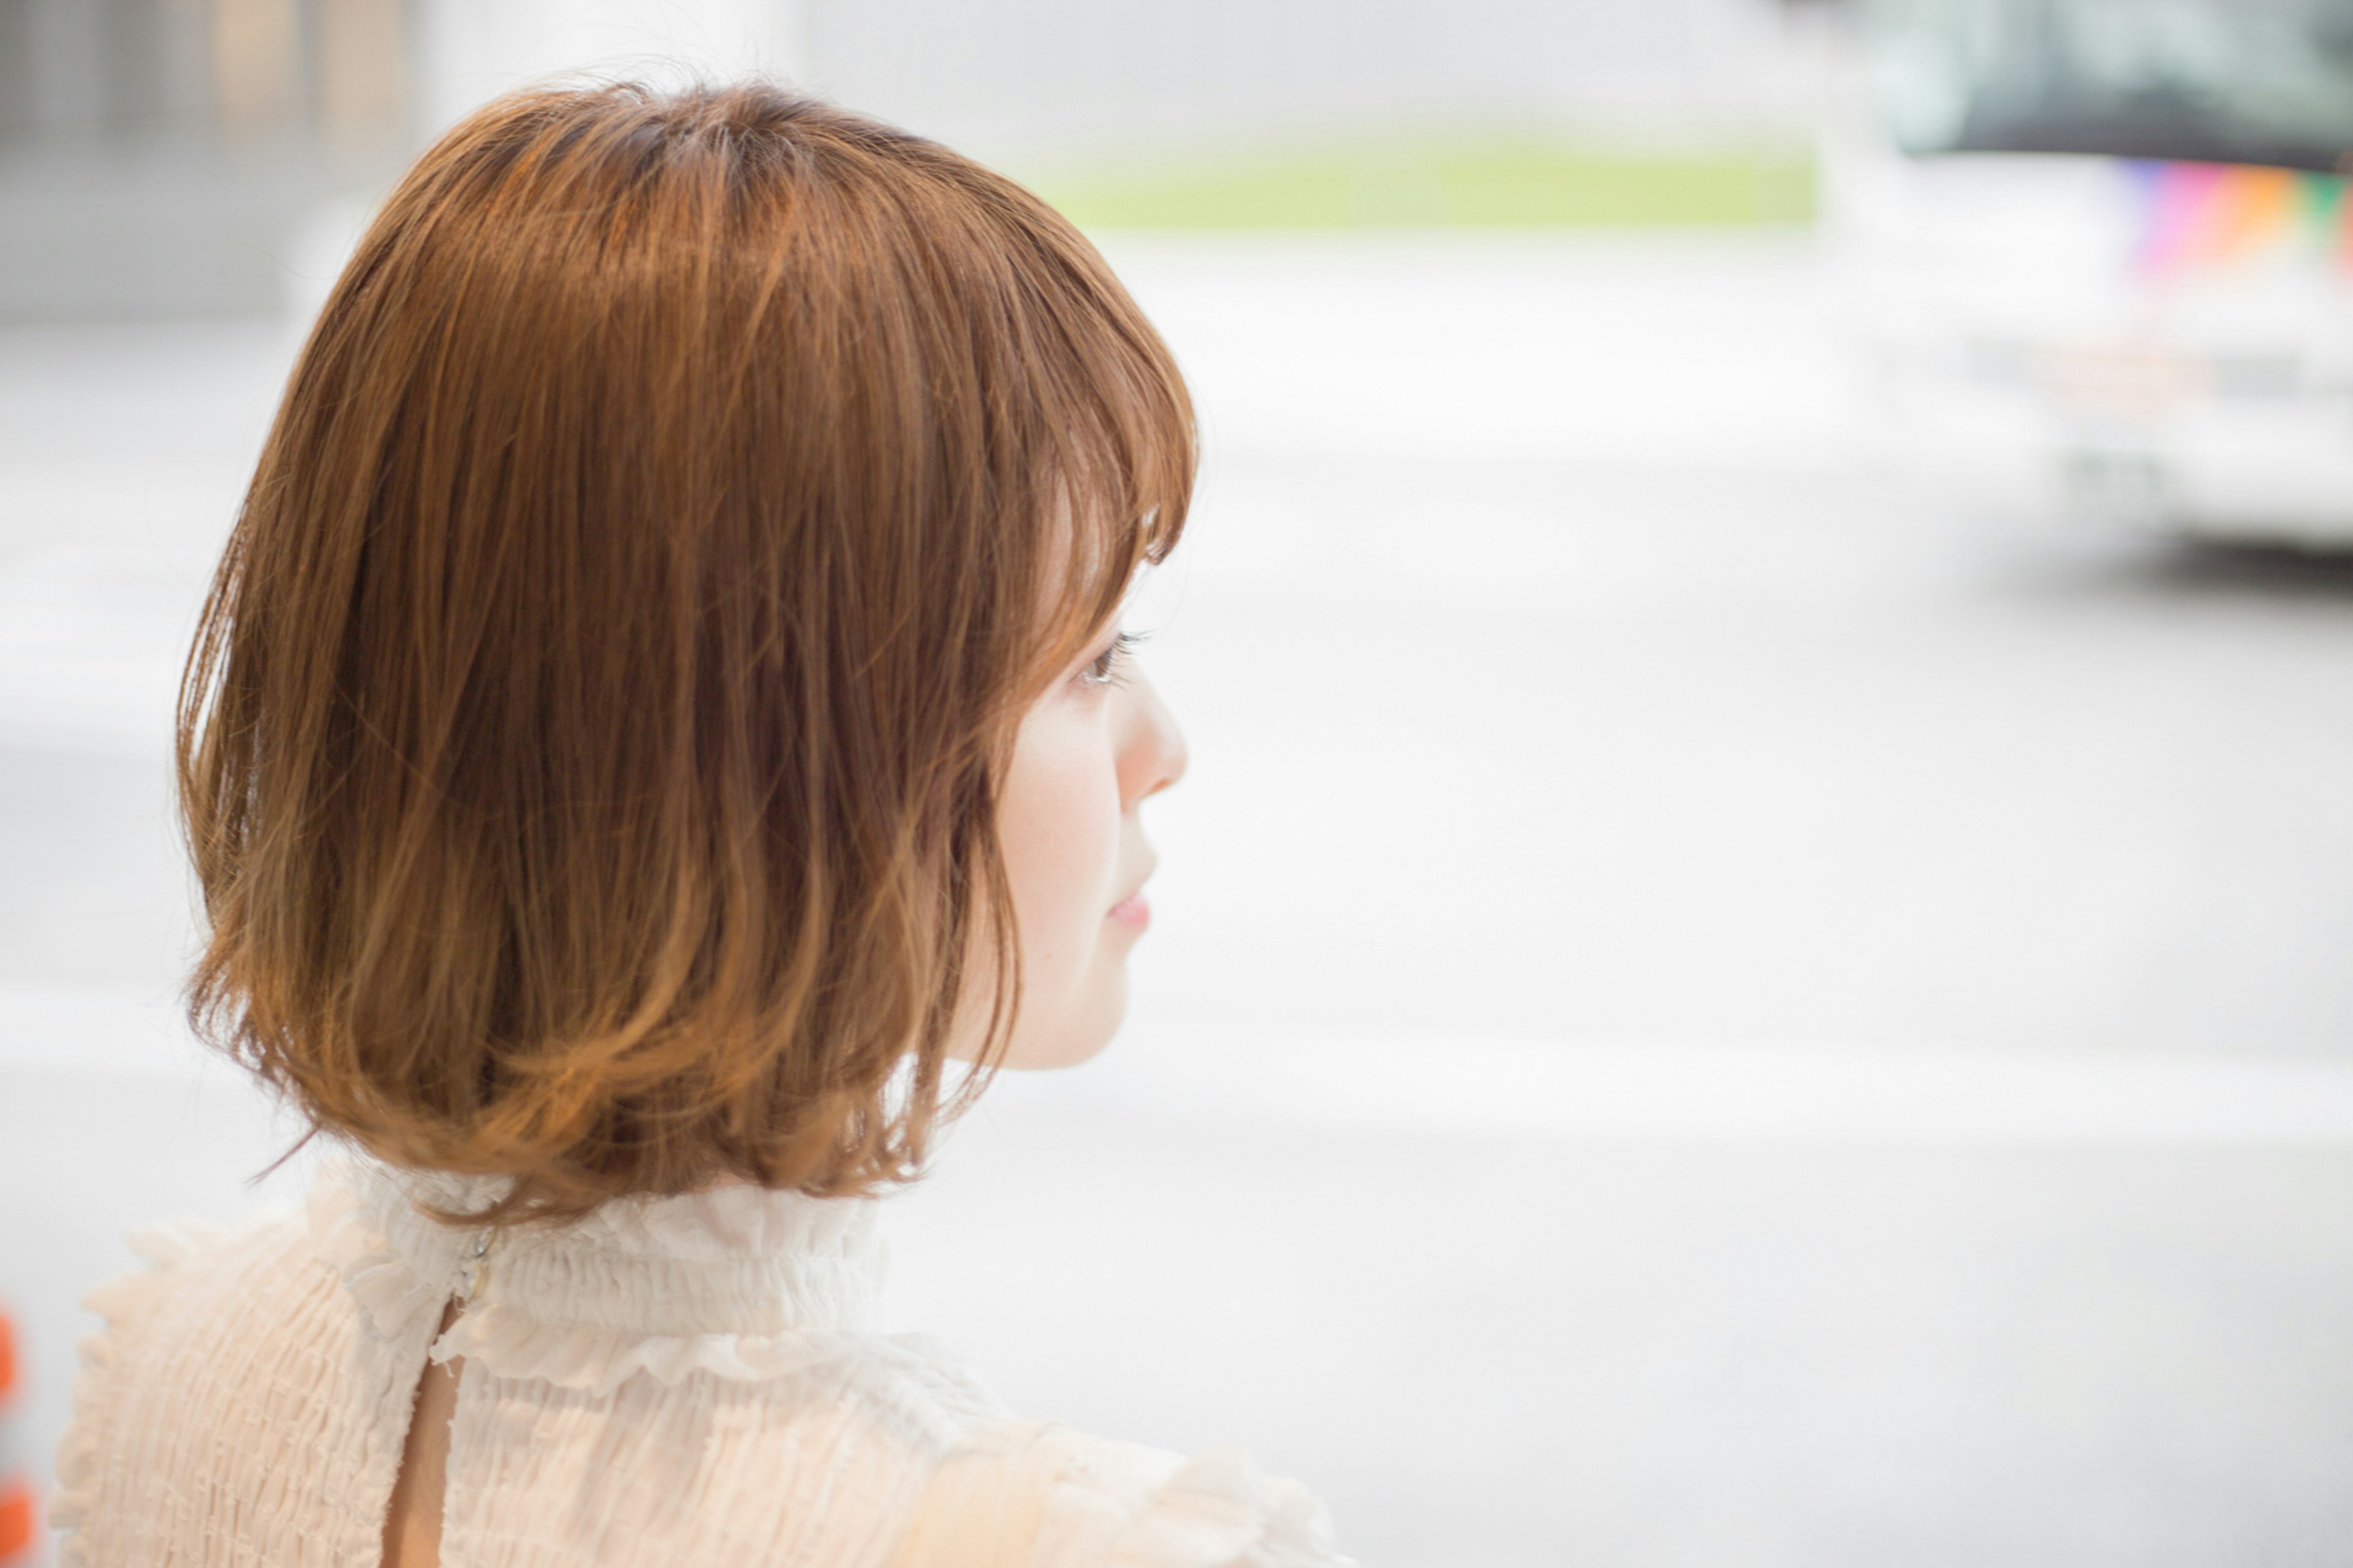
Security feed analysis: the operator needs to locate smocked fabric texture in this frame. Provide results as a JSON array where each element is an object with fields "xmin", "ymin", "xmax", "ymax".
[{"xmin": 52, "ymin": 1157, "xmax": 1354, "ymax": 1568}]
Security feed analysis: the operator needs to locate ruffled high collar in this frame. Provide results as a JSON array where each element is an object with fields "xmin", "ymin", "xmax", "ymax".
[{"xmin": 307, "ymin": 1155, "xmax": 890, "ymax": 1394}]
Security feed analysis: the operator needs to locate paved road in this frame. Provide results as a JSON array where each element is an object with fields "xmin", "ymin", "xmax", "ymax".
[
  {"xmin": 1097, "ymin": 235, "xmax": 2353, "ymax": 1061},
  {"xmin": 7, "ymin": 235, "xmax": 2353, "ymax": 1565}
]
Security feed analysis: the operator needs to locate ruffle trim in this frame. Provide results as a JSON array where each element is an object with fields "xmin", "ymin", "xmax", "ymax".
[
  {"xmin": 308, "ymin": 1168, "xmax": 451, "ymax": 1345},
  {"xmin": 1113, "ymin": 1448, "xmax": 1356, "ymax": 1568},
  {"xmin": 428, "ymin": 1298, "xmax": 968, "ymax": 1395},
  {"xmin": 306, "ymin": 1159, "xmax": 961, "ymax": 1401},
  {"xmin": 51, "ymin": 1217, "xmax": 251, "ymax": 1568}
]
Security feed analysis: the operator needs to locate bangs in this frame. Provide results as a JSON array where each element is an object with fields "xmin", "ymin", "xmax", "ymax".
[
  {"xmin": 1024, "ymin": 422, "xmax": 1193, "ymax": 693},
  {"xmin": 949, "ymin": 204, "xmax": 1195, "ymax": 697}
]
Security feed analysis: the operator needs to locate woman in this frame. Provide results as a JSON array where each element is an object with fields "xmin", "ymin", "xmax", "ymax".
[{"xmin": 52, "ymin": 81, "xmax": 1353, "ymax": 1568}]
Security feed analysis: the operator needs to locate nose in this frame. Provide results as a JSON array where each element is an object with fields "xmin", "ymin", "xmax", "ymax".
[{"xmin": 1117, "ymin": 667, "xmax": 1187, "ymax": 810}]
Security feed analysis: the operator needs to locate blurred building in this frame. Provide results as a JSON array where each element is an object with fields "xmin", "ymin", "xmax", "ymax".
[
  {"xmin": 0, "ymin": 0, "xmax": 795, "ymax": 319},
  {"xmin": 805, "ymin": 0, "xmax": 1828, "ymax": 165},
  {"xmin": 0, "ymin": 0, "xmax": 1822, "ymax": 320},
  {"xmin": 0, "ymin": 0, "xmax": 410, "ymax": 317}
]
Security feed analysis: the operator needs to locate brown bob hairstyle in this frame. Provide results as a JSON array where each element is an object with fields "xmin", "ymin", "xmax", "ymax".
[{"xmin": 178, "ymin": 81, "xmax": 1192, "ymax": 1224}]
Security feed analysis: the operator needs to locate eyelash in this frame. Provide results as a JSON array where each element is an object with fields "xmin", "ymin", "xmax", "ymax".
[{"xmin": 1078, "ymin": 631, "xmax": 1142, "ymax": 689}]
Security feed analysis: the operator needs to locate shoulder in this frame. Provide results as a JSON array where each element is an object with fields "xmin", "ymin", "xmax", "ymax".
[
  {"xmin": 1035, "ymin": 1433, "xmax": 1356, "ymax": 1568},
  {"xmin": 895, "ymin": 1419, "xmax": 1357, "ymax": 1568},
  {"xmin": 59, "ymin": 1200, "xmax": 316, "ymax": 1412},
  {"xmin": 50, "ymin": 1205, "xmax": 322, "ymax": 1562}
]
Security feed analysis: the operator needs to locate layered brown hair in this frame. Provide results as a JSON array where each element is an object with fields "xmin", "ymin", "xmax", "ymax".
[{"xmin": 178, "ymin": 81, "xmax": 1192, "ymax": 1223}]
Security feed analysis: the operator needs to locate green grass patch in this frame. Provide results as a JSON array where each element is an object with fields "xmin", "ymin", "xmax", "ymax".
[{"xmin": 1026, "ymin": 140, "xmax": 1816, "ymax": 230}]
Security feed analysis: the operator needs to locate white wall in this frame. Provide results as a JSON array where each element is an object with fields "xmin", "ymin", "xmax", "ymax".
[{"xmin": 800, "ymin": 0, "xmax": 1825, "ymax": 162}]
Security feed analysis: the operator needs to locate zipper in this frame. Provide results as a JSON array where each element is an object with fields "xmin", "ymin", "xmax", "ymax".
[{"xmin": 456, "ymin": 1228, "xmax": 493, "ymax": 1306}]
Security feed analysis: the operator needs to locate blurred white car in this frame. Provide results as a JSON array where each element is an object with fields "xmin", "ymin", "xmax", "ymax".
[{"xmin": 1827, "ymin": 0, "xmax": 2353, "ymax": 545}]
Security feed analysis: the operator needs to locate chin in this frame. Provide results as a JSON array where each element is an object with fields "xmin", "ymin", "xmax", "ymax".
[{"xmin": 999, "ymin": 967, "xmax": 1128, "ymax": 1070}]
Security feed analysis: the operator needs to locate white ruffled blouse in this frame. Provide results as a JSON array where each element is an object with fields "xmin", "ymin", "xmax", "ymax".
[{"xmin": 51, "ymin": 1157, "xmax": 1354, "ymax": 1568}]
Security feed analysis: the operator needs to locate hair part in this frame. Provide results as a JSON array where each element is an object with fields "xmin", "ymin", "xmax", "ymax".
[{"xmin": 178, "ymin": 81, "xmax": 1192, "ymax": 1225}]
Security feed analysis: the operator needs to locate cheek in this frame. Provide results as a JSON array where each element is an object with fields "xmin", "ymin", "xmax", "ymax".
[{"xmin": 998, "ymin": 708, "xmax": 1121, "ymax": 966}]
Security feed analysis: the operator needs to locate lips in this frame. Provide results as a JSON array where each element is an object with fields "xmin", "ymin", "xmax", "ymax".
[{"xmin": 1107, "ymin": 890, "xmax": 1150, "ymax": 931}]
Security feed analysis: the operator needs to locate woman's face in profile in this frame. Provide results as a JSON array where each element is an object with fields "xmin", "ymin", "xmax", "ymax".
[{"xmin": 988, "ymin": 623, "xmax": 1187, "ymax": 1069}]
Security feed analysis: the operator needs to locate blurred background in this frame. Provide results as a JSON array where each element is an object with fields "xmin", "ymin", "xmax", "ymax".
[{"xmin": 9, "ymin": 1, "xmax": 2353, "ymax": 1564}]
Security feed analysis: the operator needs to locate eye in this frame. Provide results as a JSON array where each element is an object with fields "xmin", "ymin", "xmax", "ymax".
[{"xmin": 1077, "ymin": 630, "xmax": 1142, "ymax": 690}]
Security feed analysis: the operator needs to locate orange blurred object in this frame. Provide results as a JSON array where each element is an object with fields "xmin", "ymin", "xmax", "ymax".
[
  {"xmin": 0, "ymin": 1308, "xmax": 37, "ymax": 1563},
  {"xmin": 0, "ymin": 1488, "xmax": 34, "ymax": 1562}
]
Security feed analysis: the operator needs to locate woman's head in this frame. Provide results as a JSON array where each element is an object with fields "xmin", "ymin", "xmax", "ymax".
[{"xmin": 179, "ymin": 81, "xmax": 1192, "ymax": 1222}]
